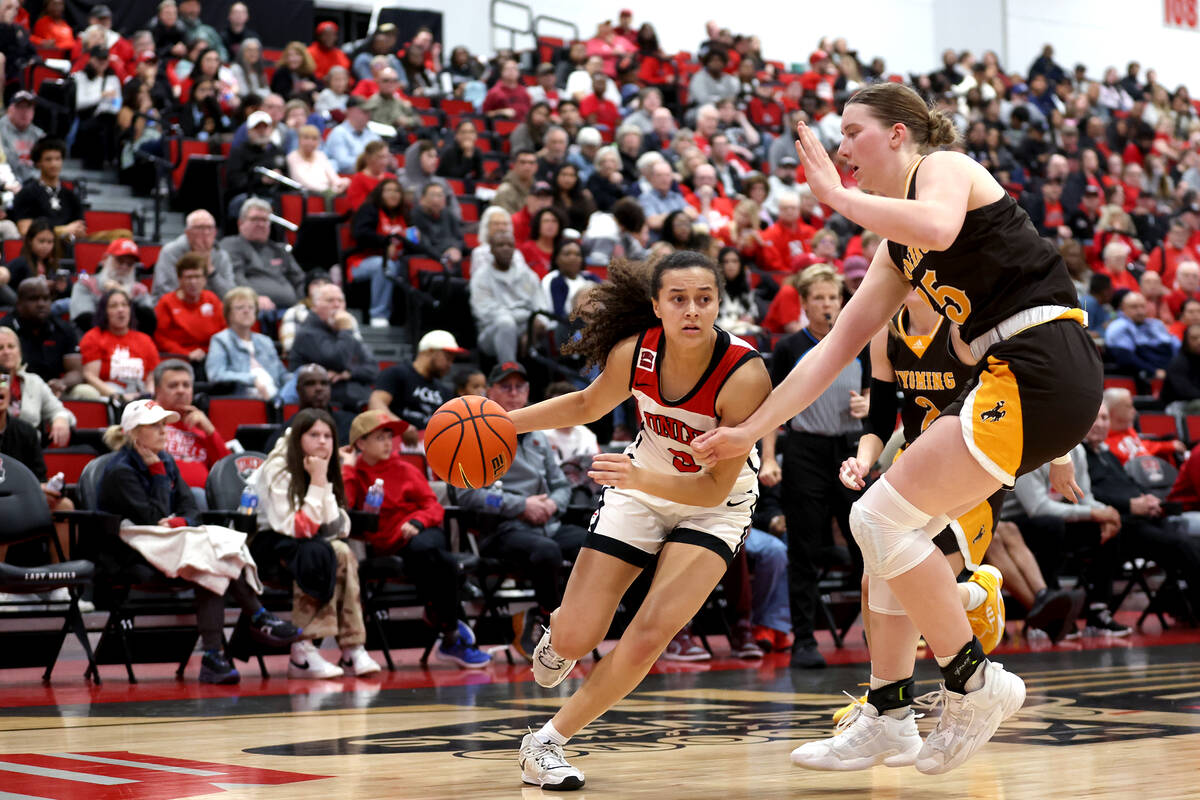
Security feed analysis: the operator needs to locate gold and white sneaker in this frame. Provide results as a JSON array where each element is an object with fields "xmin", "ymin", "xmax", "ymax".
[{"xmin": 965, "ymin": 566, "xmax": 1006, "ymax": 653}]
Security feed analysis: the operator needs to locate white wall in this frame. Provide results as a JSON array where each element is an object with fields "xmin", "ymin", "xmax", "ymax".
[{"xmin": 401, "ymin": 0, "xmax": 1198, "ymax": 88}]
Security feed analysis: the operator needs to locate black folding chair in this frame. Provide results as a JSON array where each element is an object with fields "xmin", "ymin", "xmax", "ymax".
[{"xmin": 0, "ymin": 454, "xmax": 98, "ymax": 683}]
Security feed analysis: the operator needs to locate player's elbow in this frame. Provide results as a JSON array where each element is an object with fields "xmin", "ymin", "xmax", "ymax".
[{"xmin": 925, "ymin": 219, "xmax": 960, "ymax": 252}]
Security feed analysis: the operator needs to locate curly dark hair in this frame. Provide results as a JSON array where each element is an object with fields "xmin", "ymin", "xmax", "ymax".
[
  {"xmin": 284, "ymin": 408, "xmax": 347, "ymax": 513},
  {"xmin": 564, "ymin": 250, "xmax": 724, "ymax": 368}
]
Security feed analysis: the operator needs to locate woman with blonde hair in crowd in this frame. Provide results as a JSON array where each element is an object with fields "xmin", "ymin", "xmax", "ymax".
[
  {"xmin": 99, "ymin": 400, "xmax": 301, "ymax": 684},
  {"xmin": 271, "ymin": 41, "xmax": 321, "ymax": 104},
  {"xmin": 0, "ymin": 327, "xmax": 74, "ymax": 446},
  {"xmin": 248, "ymin": 407, "xmax": 380, "ymax": 679},
  {"xmin": 287, "ymin": 124, "xmax": 350, "ymax": 195},
  {"xmin": 206, "ymin": 287, "xmax": 290, "ymax": 401}
]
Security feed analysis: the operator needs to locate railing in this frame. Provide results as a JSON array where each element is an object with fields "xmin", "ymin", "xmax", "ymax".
[
  {"xmin": 533, "ymin": 14, "xmax": 578, "ymax": 44},
  {"xmin": 490, "ymin": 0, "xmax": 535, "ymax": 52}
]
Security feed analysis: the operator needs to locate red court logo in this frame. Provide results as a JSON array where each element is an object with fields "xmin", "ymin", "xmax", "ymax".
[{"xmin": 0, "ymin": 751, "xmax": 328, "ymax": 799}]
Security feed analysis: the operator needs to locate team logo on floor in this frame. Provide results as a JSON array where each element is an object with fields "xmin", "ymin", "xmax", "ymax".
[{"xmin": 247, "ymin": 678, "xmax": 1198, "ymax": 760}]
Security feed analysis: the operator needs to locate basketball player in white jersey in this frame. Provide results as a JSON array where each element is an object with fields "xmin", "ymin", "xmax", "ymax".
[{"xmin": 502, "ymin": 251, "xmax": 771, "ymax": 790}]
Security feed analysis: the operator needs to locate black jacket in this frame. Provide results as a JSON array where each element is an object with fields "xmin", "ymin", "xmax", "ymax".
[
  {"xmin": 410, "ymin": 204, "xmax": 465, "ymax": 258},
  {"xmin": 226, "ymin": 139, "xmax": 286, "ymax": 200},
  {"xmin": 98, "ymin": 445, "xmax": 199, "ymax": 526},
  {"xmin": 1162, "ymin": 351, "xmax": 1200, "ymax": 406},
  {"xmin": 1084, "ymin": 444, "xmax": 1140, "ymax": 515},
  {"xmin": 0, "ymin": 414, "xmax": 45, "ymax": 481}
]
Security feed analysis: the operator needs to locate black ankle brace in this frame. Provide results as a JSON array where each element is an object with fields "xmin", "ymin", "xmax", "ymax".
[
  {"xmin": 941, "ymin": 636, "xmax": 985, "ymax": 694},
  {"xmin": 866, "ymin": 677, "xmax": 915, "ymax": 712}
]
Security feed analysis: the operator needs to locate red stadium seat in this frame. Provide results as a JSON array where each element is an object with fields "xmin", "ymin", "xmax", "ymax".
[
  {"xmin": 446, "ymin": 178, "xmax": 466, "ymax": 195},
  {"xmin": 139, "ymin": 243, "xmax": 163, "ymax": 267},
  {"xmin": 44, "ymin": 449, "xmax": 96, "ymax": 485},
  {"xmin": 409, "ymin": 95, "xmax": 433, "ymax": 110},
  {"xmin": 171, "ymin": 139, "xmax": 210, "ymax": 190},
  {"xmin": 408, "ymin": 257, "xmax": 443, "ymax": 287},
  {"xmin": 64, "ymin": 400, "xmax": 110, "ymax": 428},
  {"xmin": 85, "ymin": 210, "xmax": 133, "ymax": 233},
  {"xmin": 208, "ymin": 398, "xmax": 269, "ymax": 441},
  {"xmin": 459, "ymin": 201, "xmax": 479, "ymax": 223},
  {"xmin": 442, "ymin": 99, "xmax": 474, "ymax": 115},
  {"xmin": 3, "ymin": 239, "xmax": 21, "ymax": 261},
  {"xmin": 1102, "ymin": 375, "xmax": 1136, "ymax": 393},
  {"xmin": 73, "ymin": 242, "xmax": 109, "ymax": 273},
  {"xmin": 1139, "ymin": 413, "xmax": 1180, "ymax": 440},
  {"xmin": 1185, "ymin": 415, "xmax": 1200, "ymax": 445},
  {"xmin": 492, "ymin": 119, "xmax": 519, "ymax": 137},
  {"xmin": 282, "ymin": 403, "xmax": 299, "ymax": 419}
]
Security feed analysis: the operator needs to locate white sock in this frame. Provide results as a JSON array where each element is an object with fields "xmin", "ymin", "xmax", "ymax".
[
  {"xmin": 534, "ymin": 720, "xmax": 569, "ymax": 746},
  {"xmin": 869, "ymin": 674, "xmax": 890, "ymax": 690},
  {"xmin": 935, "ymin": 653, "xmax": 955, "ymax": 668},
  {"xmin": 963, "ymin": 581, "xmax": 988, "ymax": 611}
]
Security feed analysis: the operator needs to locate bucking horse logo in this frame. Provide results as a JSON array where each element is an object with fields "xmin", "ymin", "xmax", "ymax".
[{"xmin": 980, "ymin": 400, "xmax": 1006, "ymax": 422}]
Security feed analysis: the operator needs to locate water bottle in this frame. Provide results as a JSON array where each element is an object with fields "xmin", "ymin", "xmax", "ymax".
[
  {"xmin": 485, "ymin": 480, "xmax": 504, "ymax": 513},
  {"xmin": 364, "ymin": 479, "xmax": 385, "ymax": 513},
  {"xmin": 46, "ymin": 472, "xmax": 65, "ymax": 494},
  {"xmin": 237, "ymin": 487, "xmax": 258, "ymax": 515}
]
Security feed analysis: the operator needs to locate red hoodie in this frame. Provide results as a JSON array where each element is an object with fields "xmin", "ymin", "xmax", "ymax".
[
  {"xmin": 759, "ymin": 220, "xmax": 816, "ymax": 272},
  {"xmin": 343, "ymin": 454, "xmax": 444, "ymax": 554},
  {"xmin": 1168, "ymin": 442, "xmax": 1200, "ymax": 510}
]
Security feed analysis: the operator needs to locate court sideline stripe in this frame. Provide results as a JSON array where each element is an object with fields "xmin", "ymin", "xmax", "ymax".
[
  {"xmin": 0, "ymin": 761, "xmax": 134, "ymax": 785},
  {"xmin": 46, "ymin": 753, "xmax": 222, "ymax": 775}
]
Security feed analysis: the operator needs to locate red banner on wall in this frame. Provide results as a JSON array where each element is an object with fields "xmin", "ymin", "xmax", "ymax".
[{"xmin": 1166, "ymin": 0, "xmax": 1199, "ymax": 30}]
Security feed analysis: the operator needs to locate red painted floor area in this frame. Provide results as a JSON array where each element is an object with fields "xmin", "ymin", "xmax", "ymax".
[{"xmin": 2, "ymin": 612, "xmax": 1197, "ymax": 710}]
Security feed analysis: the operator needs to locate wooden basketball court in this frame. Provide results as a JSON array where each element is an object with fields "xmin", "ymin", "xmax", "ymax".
[{"xmin": 3, "ymin": 617, "xmax": 1200, "ymax": 799}]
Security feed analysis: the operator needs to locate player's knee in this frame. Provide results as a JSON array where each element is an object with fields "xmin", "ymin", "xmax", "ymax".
[
  {"xmin": 548, "ymin": 620, "xmax": 599, "ymax": 662},
  {"xmin": 622, "ymin": 618, "xmax": 681, "ymax": 665},
  {"xmin": 866, "ymin": 574, "xmax": 907, "ymax": 616},
  {"xmin": 849, "ymin": 477, "xmax": 937, "ymax": 580}
]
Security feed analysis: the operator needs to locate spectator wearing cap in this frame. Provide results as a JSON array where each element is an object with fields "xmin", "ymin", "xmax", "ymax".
[
  {"xmin": 469, "ymin": 231, "xmax": 546, "ymax": 364},
  {"xmin": 289, "ymin": 282, "xmax": 378, "ymax": 410},
  {"xmin": 152, "ymin": 359, "xmax": 228, "ymax": 495},
  {"xmin": 152, "ymin": 210, "xmax": 234, "ymax": 303},
  {"xmin": 370, "ymin": 329, "xmax": 461, "ymax": 448},
  {"xmin": 12, "ymin": 138, "xmax": 83, "ymax": 242},
  {"xmin": 154, "ymin": 252, "xmax": 226, "ymax": 370},
  {"xmin": 100, "ymin": 398, "xmax": 298, "ymax": 685},
  {"xmin": 492, "ymin": 148, "xmax": 539, "ymax": 214},
  {"xmin": 30, "ymin": 0, "xmax": 75, "ymax": 50},
  {"xmin": 483, "ymin": 58, "xmax": 532, "ymax": 120},
  {"xmin": 220, "ymin": 198, "xmax": 306, "ymax": 313},
  {"xmin": 71, "ymin": 239, "xmax": 156, "ymax": 333},
  {"xmin": 763, "ymin": 155, "xmax": 800, "ymax": 218},
  {"xmin": 410, "ymin": 183, "xmax": 466, "ymax": 266},
  {"xmin": 206, "ymin": 286, "xmax": 289, "ymax": 401},
  {"xmin": 455, "ymin": 361, "xmax": 587, "ymax": 659},
  {"xmin": 340, "ymin": 410, "xmax": 490, "ymax": 668},
  {"xmin": 226, "ymin": 110, "xmax": 287, "ymax": 209},
  {"xmin": 322, "ymin": 96, "xmax": 381, "ymax": 174},
  {"xmin": 1067, "ymin": 184, "xmax": 1104, "ymax": 242},
  {"xmin": 0, "ymin": 93, "xmax": 45, "ymax": 183},
  {"xmin": 308, "ymin": 21, "xmax": 350, "ymax": 80},
  {"xmin": 842, "ymin": 255, "xmax": 869, "ymax": 294},
  {"xmin": 352, "ymin": 24, "xmax": 402, "ymax": 82},
  {"xmin": 526, "ymin": 62, "xmax": 561, "ymax": 110},
  {"xmin": 83, "ymin": 5, "xmax": 135, "ymax": 72},
  {"xmin": 2, "ymin": 277, "xmax": 84, "ymax": 396},
  {"xmin": 689, "ymin": 49, "xmax": 739, "ymax": 107},
  {"xmin": 221, "ymin": 2, "xmax": 258, "ymax": 58}
]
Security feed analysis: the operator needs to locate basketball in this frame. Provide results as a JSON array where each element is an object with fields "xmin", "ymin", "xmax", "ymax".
[{"xmin": 424, "ymin": 396, "xmax": 518, "ymax": 489}]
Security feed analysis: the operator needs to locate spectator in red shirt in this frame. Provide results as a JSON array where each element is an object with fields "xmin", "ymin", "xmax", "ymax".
[
  {"xmin": 1147, "ymin": 219, "xmax": 1200, "ymax": 288},
  {"xmin": 585, "ymin": 19, "xmax": 633, "ymax": 79},
  {"xmin": 79, "ymin": 289, "xmax": 160, "ymax": 402},
  {"xmin": 1102, "ymin": 386, "xmax": 1186, "ymax": 465},
  {"xmin": 511, "ymin": 181, "xmax": 553, "ymax": 244},
  {"xmin": 346, "ymin": 140, "xmax": 396, "ymax": 210},
  {"xmin": 579, "ymin": 72, "xmax": 620, "ymax": 132},
  {"xmin": 482, "ymin": 58, "xmax": 531, "ymax": 120},
  {"xmin": 155, "ymin": 253, "xmax": 227, "ymax": 374},
  {"xmin": 341, "ymin": 409, "xmax": 490, "ymax": 667},
  {"xmin": 307, "ymin": 21, "xmax": 350, "ymax": 81},
  {"xmin": 518, "ymin": 207, "xmax": 563, "ymax": 278},
  {"xmin": 1168, "ymin": 437, "xmax": 1200, "ymax": 514},
  {"xmin": 759, "ymin": 191, "xmax": 816, "ymax": 272},
  {"xmin": 30, "ymin": 0, "xmax": 74, "ymax": 50},
  {"xmin": 1165, "ymin": 261, "xmax": 1200, "ymax": 318},
  {"xmin": 153, "ymin": 359, "xmax": 229, "ymax": 493}
]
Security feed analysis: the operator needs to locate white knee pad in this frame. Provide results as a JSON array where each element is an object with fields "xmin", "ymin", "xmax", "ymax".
[
  {"xmin": 867, "ymin": 574, "xmax": 907, "ymax": 615},
  {"xmin": 848, "ymin": 476, "xmax": 938, "ymax": 581}
]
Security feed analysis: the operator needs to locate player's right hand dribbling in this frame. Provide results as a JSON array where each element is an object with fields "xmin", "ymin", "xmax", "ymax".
[{"xmin": 839, "ymin": 456, "xmax": 869, "ymax": 490}]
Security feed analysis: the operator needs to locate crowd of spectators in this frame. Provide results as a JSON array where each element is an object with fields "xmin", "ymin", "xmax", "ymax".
[{"xmin": 0, "ymin": 1, "xmax": 1198, "ymax": 679}]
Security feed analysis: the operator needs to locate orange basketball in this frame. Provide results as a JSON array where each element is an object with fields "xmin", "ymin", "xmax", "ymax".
[{"xmin": 424, "ymin": 396, "xmax": 518, "ymax": 489}]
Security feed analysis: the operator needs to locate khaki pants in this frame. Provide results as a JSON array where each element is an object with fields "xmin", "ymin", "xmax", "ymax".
[{"xmin": 292, "ymin": 539, "xmax": 366, "ymax": 647}]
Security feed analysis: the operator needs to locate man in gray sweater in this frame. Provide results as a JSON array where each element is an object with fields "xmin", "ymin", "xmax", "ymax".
[
  {"xmin": 409, "ymin": 183, "xmax": 465, "ymax": 266},
  {"xmin": 218, "ymin": 198, "xmax": 305, "ymax": 311},
  {"xmin": 454, "ymin": 361, "xmax": 587, "ymax": 660},
  {"xmin": 151, "ymin": 209, "xmax": 236, "ymax": 302},
  {"xmin": 468, "ymin": 230, "xmax": 546, "ymax": 363}
]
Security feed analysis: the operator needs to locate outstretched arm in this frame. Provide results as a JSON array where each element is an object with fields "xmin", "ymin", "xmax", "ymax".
[
  {"xmin": 793, "ymin": 122, "xmax": 973, "ymax": 252},
  {"xmin": 507, "ymin": 337, "xmax": 636, "ymax": 433},
  {"xmin": 694, "ymin": 250, "xmax": 910, "ymax": 464}
]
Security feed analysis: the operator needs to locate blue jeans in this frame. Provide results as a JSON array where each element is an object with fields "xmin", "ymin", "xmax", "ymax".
[
  {"xmin": 744, "ymin": 528, "xmax": 791, "ymax": 632},
  {"xmin": 354, "ymin": 255, "xmax": 397, "ymax": 321}
]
